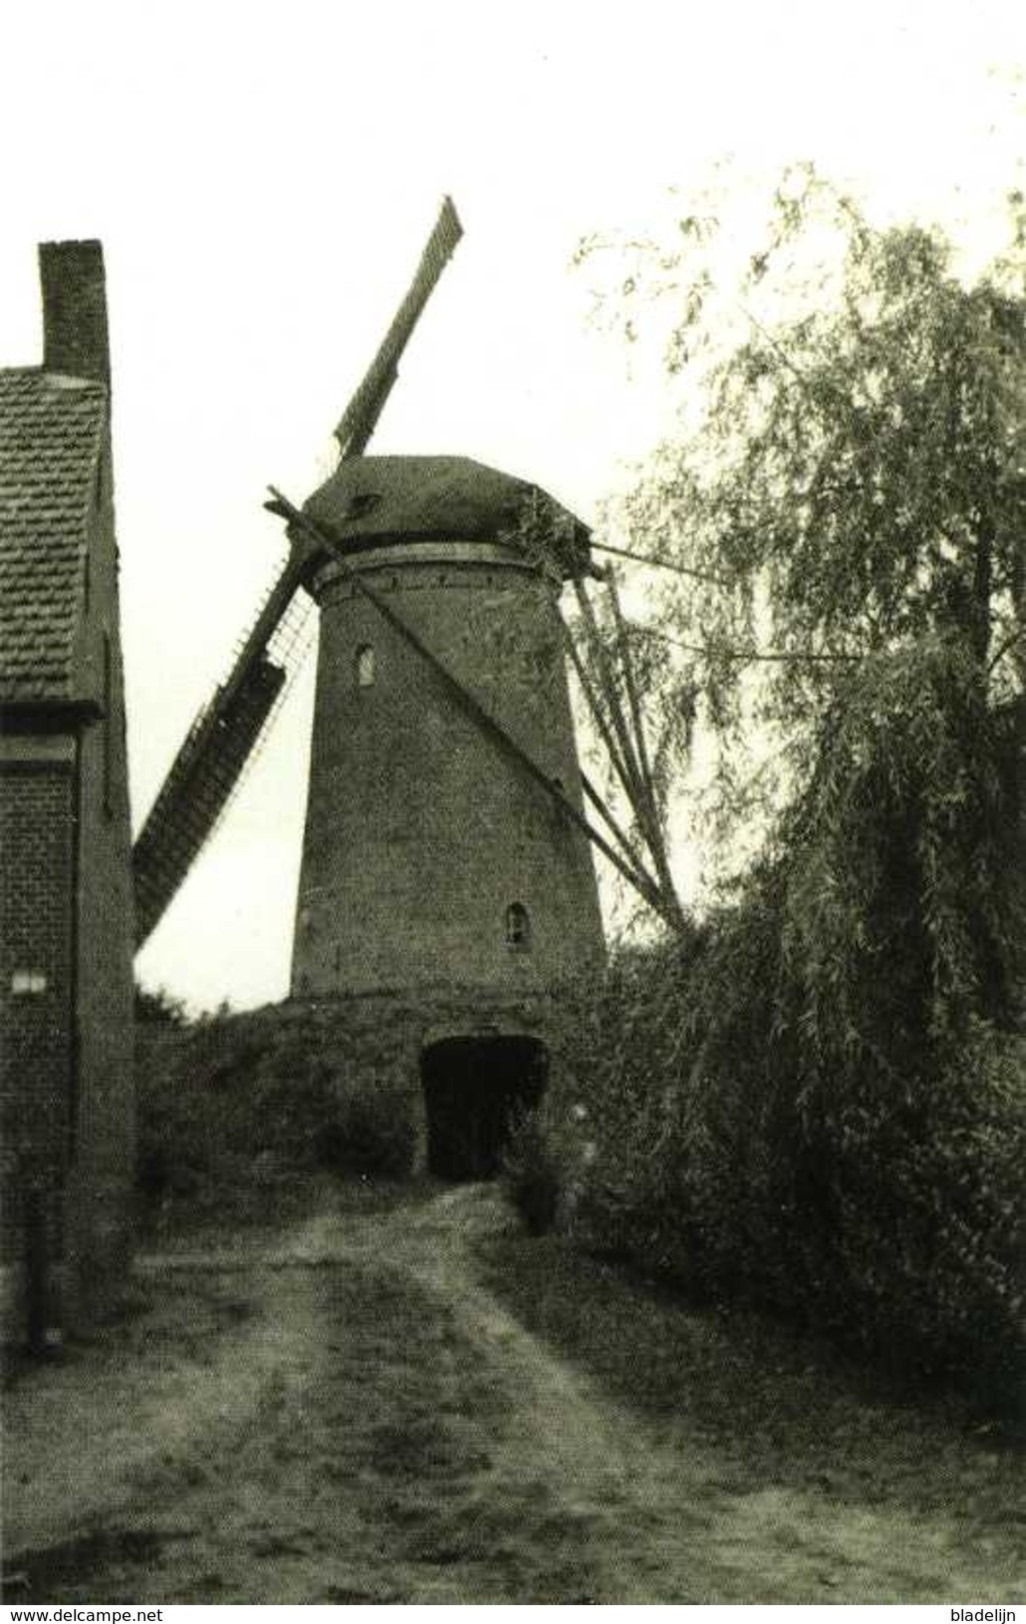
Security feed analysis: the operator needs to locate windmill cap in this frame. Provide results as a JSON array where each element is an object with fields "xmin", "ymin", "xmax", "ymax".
[{"xmin": 296, "ymin": 455, "xmax": 594, "ymax": 579}]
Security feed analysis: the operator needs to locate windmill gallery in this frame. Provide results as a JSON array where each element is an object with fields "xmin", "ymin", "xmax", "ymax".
[{"xmin": 0, "ymin": 205, "xmax": 681, "ymax": 1338}]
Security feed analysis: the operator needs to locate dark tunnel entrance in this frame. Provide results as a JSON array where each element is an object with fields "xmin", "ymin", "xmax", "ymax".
[{"xmin": 420, "ymin": 1035, "xmax": 549, "ymax": 1181}]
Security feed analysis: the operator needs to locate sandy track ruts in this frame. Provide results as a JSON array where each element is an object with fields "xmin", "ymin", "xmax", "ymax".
[
  {"xmin": 265, "ymin": 1185, "xmax": 1025, "ymax": 1603},
  {"xmin": 4, "ymin": 1186, "xmax": 1022, "ymax": 1602}
]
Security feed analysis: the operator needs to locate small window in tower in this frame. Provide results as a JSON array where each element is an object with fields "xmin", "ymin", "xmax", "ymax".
[
  {"xmin": 344, "ymin": 492, "xmax": 382, "ymax": 521},
  {"xmin": 505, "ymin": 902, "xmax": 532, "ymax": 952},
  {"xmin": 355, "ymin": 644, "xmax": 375, "ymax": 689}
]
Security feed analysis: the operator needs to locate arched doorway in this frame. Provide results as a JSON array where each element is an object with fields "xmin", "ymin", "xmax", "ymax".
[{"xmin": 420, "ymin": 1035, "xmax": 549, "ymax": 1180}]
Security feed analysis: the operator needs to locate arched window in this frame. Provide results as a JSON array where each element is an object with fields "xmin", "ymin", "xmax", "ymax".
[
  {"xmin": 505, "ymin": 902, "xmax": 531, "ymax": 951},
  {"xmin": 355, "ymin": 644, "xmax": 375, "ymax": 688}
]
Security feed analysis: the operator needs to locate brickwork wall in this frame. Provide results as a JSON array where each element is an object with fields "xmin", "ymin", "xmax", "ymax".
[
  {"xmin": 292, "ymin": 542, "xmax": 605, "ymax": 1001},
  {"xmin": 0, "ymin": 763, "xmax": 74, "ymax": 1278},
  {"xmin": 63, "ymin": 427, "xmax": 135, "ymax": 1325}
]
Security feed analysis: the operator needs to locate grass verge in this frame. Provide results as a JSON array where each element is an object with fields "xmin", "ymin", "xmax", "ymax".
[{"xmin": 474, "ymin": 1225, "xmax": 1025, "ymax": 1527}]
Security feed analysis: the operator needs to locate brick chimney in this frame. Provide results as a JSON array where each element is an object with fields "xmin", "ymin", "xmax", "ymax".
[{"xmin": 38, "ymin": 239, "xmax": 110, "ymax": 384}]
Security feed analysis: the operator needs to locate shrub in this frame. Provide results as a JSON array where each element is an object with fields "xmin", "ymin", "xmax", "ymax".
[
  {"xmin": 316, "ymin": 1086, "xmax": 417, "ymax": 1179},
  {"xmin": 564, "ymin": 933, "xmax": 1025, "ymax": 1417},
  {"xmin": 136, "ymin": 1008, "xmax": 418, "ymax": 1218},
  {"xmin": 558, "ymin": 655, "xmax": 1025, "ymax": 1416},
  {"xmin": 134, "ymin": 981, "xmax": 189, "ymax": 1027},
  {"xmin": 501, "ymin": 1111, "xmax": 562, "ymax": 1235}
]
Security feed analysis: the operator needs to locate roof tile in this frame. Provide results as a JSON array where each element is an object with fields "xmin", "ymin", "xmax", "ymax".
[{"xmin": 0, "ymin": 367, "xmax": 106, "ymax": 703}]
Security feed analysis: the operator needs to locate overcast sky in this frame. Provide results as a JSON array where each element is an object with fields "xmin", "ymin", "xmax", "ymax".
[{"xmin": 1, "ymin": 1, "xmax": 1023, "ymax": 1011}]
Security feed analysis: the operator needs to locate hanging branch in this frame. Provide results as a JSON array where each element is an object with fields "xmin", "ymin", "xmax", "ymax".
[
  {"xmin": 629, "ymin": 622, "xmax": 865, "ymax": 665},
  {"xmin": 987, "ymin": 621, "xmax": 1026, "ymax": 676}
]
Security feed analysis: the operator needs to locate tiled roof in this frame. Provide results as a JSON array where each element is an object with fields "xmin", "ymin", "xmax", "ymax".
[{"xmin": 0, "ymin": 368, "xmax": 106, "ymax": 703}]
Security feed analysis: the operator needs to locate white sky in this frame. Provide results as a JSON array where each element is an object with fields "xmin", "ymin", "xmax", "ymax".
[{"xmin": 1, "ymin": 1, "xmax": 1023, "ymax": 1011}]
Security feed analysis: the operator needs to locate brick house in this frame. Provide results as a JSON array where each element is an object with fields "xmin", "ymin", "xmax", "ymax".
[{"xmin": 0, "ymin": 241, "xmax": 134, "ymax": 1339}]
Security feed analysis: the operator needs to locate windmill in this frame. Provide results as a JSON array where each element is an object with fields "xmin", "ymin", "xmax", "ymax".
[
  {"xmin": 133, "ymin": 197, "xmax": 682, "ymax": 956},
  {"xmin": 132, "ymin": 200, "xmax": 682, "ymax": 1171}
]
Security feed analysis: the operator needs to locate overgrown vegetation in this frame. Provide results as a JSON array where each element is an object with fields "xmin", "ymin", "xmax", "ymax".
[
  {"xmin": 501, "ymin": 1112, "xmax": 562, "ymax": 1236},
  {"xmin": 540, "ymin": 173, "xmax": 1026, "ymax": 1419},
  {"xmin": 552, "ymin": 913, "xmax": 1024, "ymax": 1418},
  {"xmin": 136, "ymin": 1008, "xmax": 418, "ymax": 1228},
  {"xmin": 134, "ymin": 981, "xmax": 190, "ymax": 1028}
]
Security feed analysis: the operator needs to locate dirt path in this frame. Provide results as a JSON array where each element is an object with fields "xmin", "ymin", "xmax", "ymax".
[{"xmin": 3, "ymin": 1184, "xmax": 1023, "ymax": 1603}]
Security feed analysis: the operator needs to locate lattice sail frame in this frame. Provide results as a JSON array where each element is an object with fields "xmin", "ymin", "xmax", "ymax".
[{"xmin": 132, "ymin": 198, "xmax": 463, "ymax": 949}]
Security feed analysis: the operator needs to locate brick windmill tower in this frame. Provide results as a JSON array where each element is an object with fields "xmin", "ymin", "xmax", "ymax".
[
  {"xmin": 286, "ymin": 453, "xmax": 605, "ymax": 1172},
  {"xmin": 134, "ymin": 201, "xmax": 678, "ymax": 1176}
]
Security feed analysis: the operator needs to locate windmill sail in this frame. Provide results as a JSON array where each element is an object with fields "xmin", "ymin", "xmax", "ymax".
[
  {"xmin": 334, "ymin": 195, "xmax": 463, "ymax": 457},
  {"xmin": 133, "ymin": 654, "xmax": 286, "ymax": 946},
  {"xmin": 132, "ymin": 558, "xmax": 315, "ymax": 947},
  {"xmin": 132, "ymin": 197, "xmax": 464, "ymax": 950}
]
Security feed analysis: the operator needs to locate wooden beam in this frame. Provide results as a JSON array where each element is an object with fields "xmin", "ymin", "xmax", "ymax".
[
  {"xmin": 579, "ymin": 768, "xmax": 660, "ymax": 891},
  {"xmin": 591, "ymin": 537, "xmax": 729, "ymax": 585},
  {"xmin": 571, "ymin": 576, "xmax": 652, "ymax": 827},
  {"xmin": 605, "ymin": 568, "xmax": 659, "ymax": 822},
  {"xmin": 605, "ymin": 569, "xmax": 684, "ymax": 923},
  {"xmin": 559, "ymin": 612, "xmax": 641, "ymax": 815}
]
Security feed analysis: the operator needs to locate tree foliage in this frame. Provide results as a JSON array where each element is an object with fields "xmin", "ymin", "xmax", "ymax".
[
  {"xmin": 595, "ymin": 170, "xmax": 1024, "ymax": 834},
  {"xmin": 134, "ymin": 981, "xmax": 190, "ymax": 1027},
  {"xmin": 587, "ymin": 170, "xmax": 1024, "ymax": 1022},
  {"xmin": 548, "ymin": 175, "xmax": 1026, "ymax": 1414}
]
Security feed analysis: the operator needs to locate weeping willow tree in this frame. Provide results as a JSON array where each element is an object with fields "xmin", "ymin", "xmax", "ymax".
[
  {"xmin": 558, "ymin": 173, "xmax": 1026, "ymax": 1401},
  {"xmin": 586, "ymin": 168, "xmax": 1025, "ymax": 1045}
]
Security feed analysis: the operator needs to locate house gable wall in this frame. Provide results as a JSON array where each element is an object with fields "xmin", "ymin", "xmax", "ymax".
[{"xmin": 64, "ymin": 421, "xmax": 135, "ymax": 1323}]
